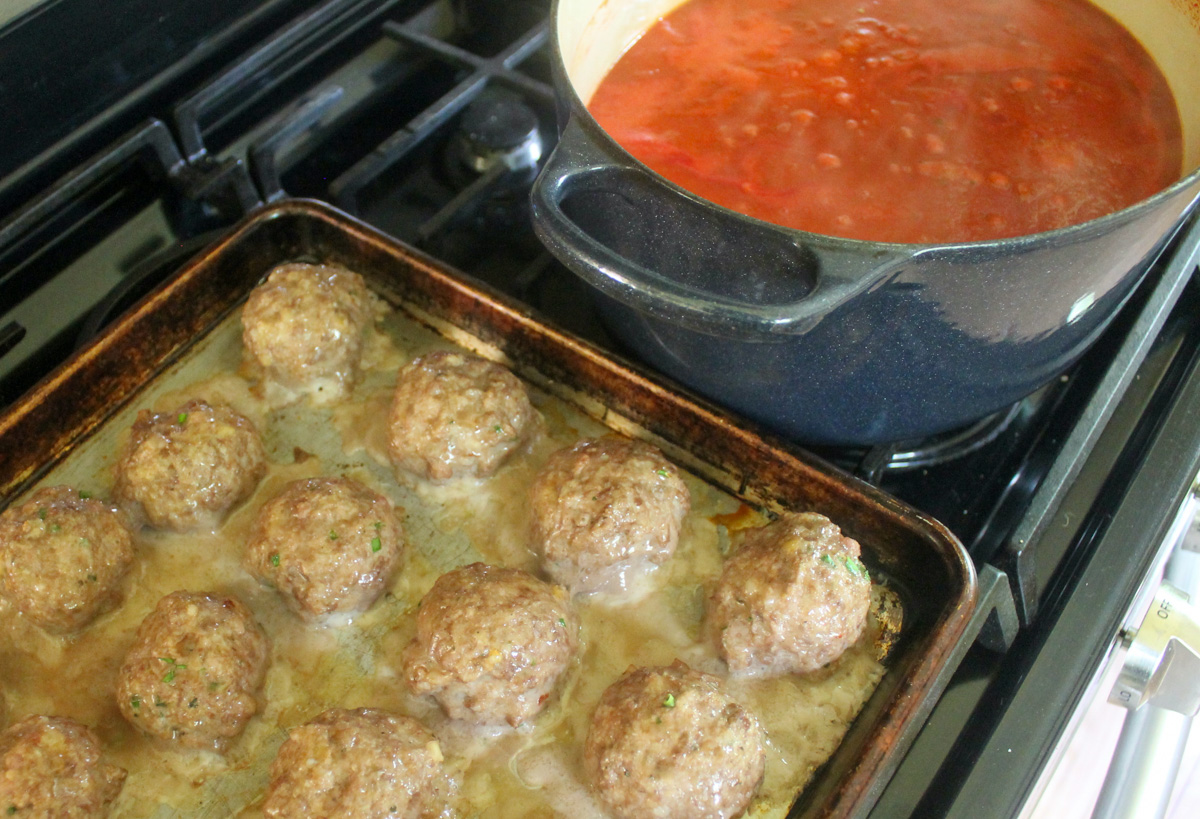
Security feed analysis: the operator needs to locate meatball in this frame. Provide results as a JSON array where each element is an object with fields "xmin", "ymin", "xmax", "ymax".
[
  {"xmin": 262, "ymin": 708, "xmax": 453, "ymax": 819},
  {"xmin": 244, "ymin": 476, "xmax": 403, "ymax": 622},
  {"xmin": 0, "ymin": 715, "xmax": 126, "ymax": 817},
  {"xmin": 708, "ymin": 512, "xmax": 871, "ymax": 676},
  {"xmin": 114, "ymin": 398, "xmax": 268, "ymax": 532},
  {"xmin": 387, "ymin": 350, "xmax": 539, "ymax": 482},
  {"xmin": 529, "ymin": 436, "xmax": 690, "ymax": 594},
  {"xmin": 402, "ymin": 563, "xmax": 579, "ymax": 727},
  {"xmin": 241, "ymin": 262, "xmax": 375, "ymax": 403},
  {"xmin": 116, "ymin": 590, "xmax": 270, "ymax": 752},
  {"xmin": 0, "ymin": 486, "xmax": 134, "ymax": 634},
  {"xmin": 583, "ymin": 661, "xmax": 765, "ymax": 819}
]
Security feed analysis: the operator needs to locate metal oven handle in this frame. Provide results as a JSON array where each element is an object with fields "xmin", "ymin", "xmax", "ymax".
[{"xmin": 1089, "ymin": 483, "xmax": 1200, "ymax": 819}]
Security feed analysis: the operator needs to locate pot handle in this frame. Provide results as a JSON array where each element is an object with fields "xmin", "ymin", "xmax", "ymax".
[{"xmin": 531, "ymin": 117, "xmax": 913, "ymax": 337}]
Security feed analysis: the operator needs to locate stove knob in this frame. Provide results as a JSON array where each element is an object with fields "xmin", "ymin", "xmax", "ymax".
[{"xmin": 1109, "ymin": 581, "xmax": 1200, "ymax": 715}]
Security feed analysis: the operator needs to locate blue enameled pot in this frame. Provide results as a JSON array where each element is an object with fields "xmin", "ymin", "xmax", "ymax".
[{"xmin": 531, "ymin": 0, "xmax": 1200, "ymax": 445}]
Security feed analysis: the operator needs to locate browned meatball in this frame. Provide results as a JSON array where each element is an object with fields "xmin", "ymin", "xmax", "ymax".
[
  {"xmin": 262, "ymin": 708, "xmax": 453, "ymax": 819},
  {"xmin": 0, "ymin": 486, "xmax": 134, "ymax": 634},
  {"xmin": 244, "ymin": 476, "xmax": 403, "ymax": 622},
  {"xmin": 402, "ymin": 563, "xmax": 579, "ymax": 727},
  {"xmin": 583, "ymin": 661, "xmax": 765, "ymax": 819},
  {"xmin": 115, "ymin": 590, "xmax": 269, "ymax": 752},
  {"xmin": 709, "ymin": 512, "xmax": 871, "ymax": 676},
  {"xmin": 0, "ymin": 715, "xmax": 126, "ymax": 817},
  {"xmin": 241, "ymin": 262, "xmax": 375, "ymax": 403},
  {"xmin": 387, "ymin": 350, "xmax": 539, "ymax": 482},
  {"xmin": 529, "ymin": 436, "xmax": 690, "ymax": 594},
  {"xmin": 114, "ymin": 399, "xmax": 268, "ymax": 532}
]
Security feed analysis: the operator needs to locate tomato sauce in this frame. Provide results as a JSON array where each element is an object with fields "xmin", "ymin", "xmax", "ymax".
[{"xmin": 587, "ymin": 0, "xmax": 1183, "ymax": 243}]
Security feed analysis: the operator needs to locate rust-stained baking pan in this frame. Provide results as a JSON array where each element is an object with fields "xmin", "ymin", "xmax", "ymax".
[{"xmin": 0, "ymin": 199, "xmax": 976, "ymax": 818}]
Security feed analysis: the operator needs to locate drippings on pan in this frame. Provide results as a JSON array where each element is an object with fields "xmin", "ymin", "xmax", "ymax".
[{"xmin": 0, "ymin": 262, "xmax": 903, "ymax": 818}]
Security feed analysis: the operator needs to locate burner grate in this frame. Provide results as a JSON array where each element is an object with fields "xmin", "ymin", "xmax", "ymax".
[{"xmin": 329, "ymin": 16, "xmax": 552, "ymax": 213}]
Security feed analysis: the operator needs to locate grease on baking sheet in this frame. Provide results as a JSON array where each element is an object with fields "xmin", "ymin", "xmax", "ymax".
[{"xmin": 0, "ymin": 296, "xmax": 899, "ymax": 818}]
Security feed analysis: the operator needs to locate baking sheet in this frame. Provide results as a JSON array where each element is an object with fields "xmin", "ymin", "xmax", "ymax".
[{"xmin": 0, "ymin": 199, "xmax": 977, "ymax": 818}]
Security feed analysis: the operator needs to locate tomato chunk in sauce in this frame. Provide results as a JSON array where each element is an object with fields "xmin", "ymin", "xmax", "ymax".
[{"xmin": 588, "ymin": 0, "xmax": 1182, "ymax": 243}]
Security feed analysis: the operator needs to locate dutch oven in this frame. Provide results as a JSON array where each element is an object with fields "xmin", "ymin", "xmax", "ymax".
[{"xmin": 530, "ymin": 0, "xmax": 1200, "ymax": 446}]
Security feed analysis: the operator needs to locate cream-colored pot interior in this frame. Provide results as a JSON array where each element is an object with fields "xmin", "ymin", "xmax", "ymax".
[{"xmin": 556, "ymin": 0, "xmax": 1200, "ymax": 174}]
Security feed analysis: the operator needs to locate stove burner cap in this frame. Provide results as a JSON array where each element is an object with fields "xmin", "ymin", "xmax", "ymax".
[{"xmin": 454, "ymin": 88, "xmax": 543, "ymax": 174}]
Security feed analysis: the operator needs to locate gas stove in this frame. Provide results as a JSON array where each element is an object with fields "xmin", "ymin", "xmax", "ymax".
[{"xmin": 2, "ymin": 0, "xmax": 1200, "ymax": 815}]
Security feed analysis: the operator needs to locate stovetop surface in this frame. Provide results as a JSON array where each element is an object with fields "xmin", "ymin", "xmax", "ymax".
[{"xmin": 3, "ymin": 1, "xmax": 1200, "ymax": 815}]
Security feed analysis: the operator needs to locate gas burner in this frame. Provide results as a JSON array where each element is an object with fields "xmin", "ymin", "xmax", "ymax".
[
  {"xmin": 411, "ymin": 88, "xmax": 550, "ymax": 255},
  {"xmin": 446, "ymin": 88, "xmax": 543, "ymax": 185},
  {"xmin": 813, "ymin": 402, "xmax": 1023, "ymax": 484},
  {"xmin": 875, "ymin": 402, "xmax": 1022, "ymax": 470}
]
